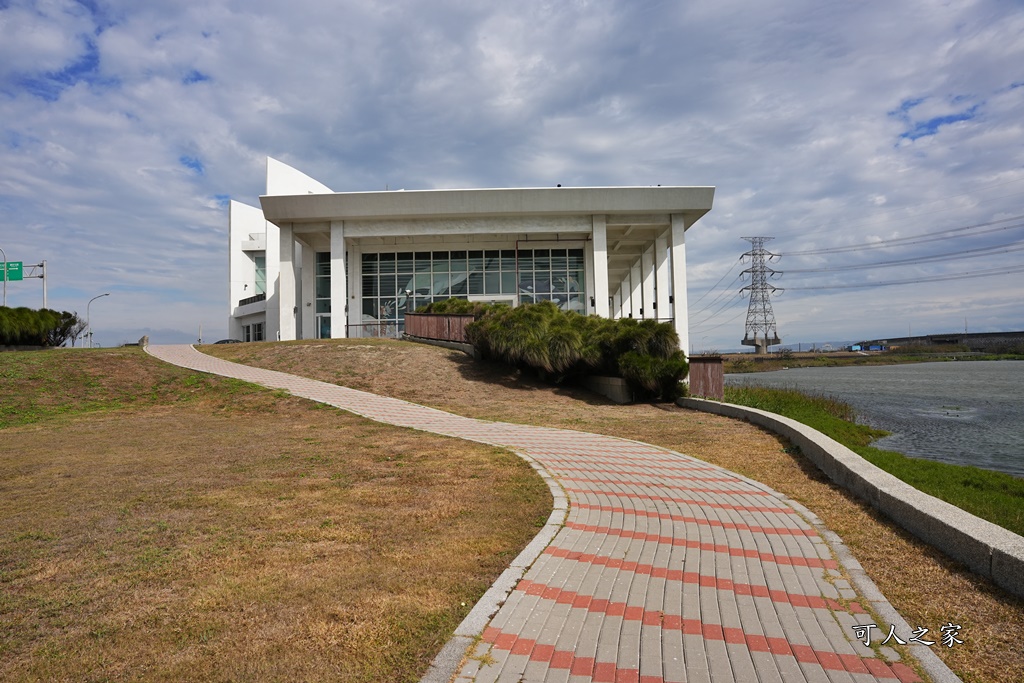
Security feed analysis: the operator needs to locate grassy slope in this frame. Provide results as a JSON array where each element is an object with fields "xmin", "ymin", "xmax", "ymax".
[
  {"xmin": 722, "ymin": 385, "xmax": 1024, "ymax": 536},
  {"xmin": 0, "ymin": 348, "xmax": 550, "ymax": 682}
]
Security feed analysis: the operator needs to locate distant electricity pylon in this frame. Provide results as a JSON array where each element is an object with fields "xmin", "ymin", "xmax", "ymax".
[{"xmin": 740, "ymin": 236, "xmax": 782, "ymax": 354}]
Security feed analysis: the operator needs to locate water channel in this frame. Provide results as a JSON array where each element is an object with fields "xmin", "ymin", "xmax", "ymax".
[{"xmin": 724, "ymin": 360, "xmax": 1024, "ymax": 478}]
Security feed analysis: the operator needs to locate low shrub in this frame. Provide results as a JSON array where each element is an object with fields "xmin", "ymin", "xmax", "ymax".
[{"xmin": 452, "ymin": 299, "xmax": 687, "ymax": 401}]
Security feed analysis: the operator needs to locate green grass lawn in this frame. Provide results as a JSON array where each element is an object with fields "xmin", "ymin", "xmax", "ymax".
[{"xmin": 723, "ymin": 384, "xmax": 1024, "ymax": 537}]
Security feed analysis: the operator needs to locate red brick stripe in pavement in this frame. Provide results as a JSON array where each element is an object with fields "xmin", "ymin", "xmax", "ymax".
[
  {"xmin": 571, "ymin": 502, "xmax": 818, "ymax": 537},
  {"xmin": 481, "ymin": 626, "xmax": 923, "ymax": 683},
  {"xmin": 562, "ymin": 522, "xmax": 840, "ymax": 569},
  {"xmin": 531, "ymin": 549, "xmax": 856, "ymax": 612},
  {"xmin": 561, "ymin": 487, "xmax": 799, "ymax": 514}
]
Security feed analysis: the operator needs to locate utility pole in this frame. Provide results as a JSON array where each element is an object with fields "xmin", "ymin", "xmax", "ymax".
[{"xmin": 740, "ymin": 236, "xmax": 782, "ymax": 354}]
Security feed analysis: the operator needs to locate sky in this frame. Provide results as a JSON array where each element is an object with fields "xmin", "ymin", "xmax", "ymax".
[{"xmin": 1, "ymin": 0, "xmax": 1022, "ymax": 351}]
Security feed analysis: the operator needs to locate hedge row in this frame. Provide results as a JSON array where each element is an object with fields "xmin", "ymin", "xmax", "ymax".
[
  {"xmin": 419, "ymin": 299, "xmax": 688, "ymax": 401},
  {"xmin": 0, "ymin": 307, "xmax": 85, "ymax": 347}
]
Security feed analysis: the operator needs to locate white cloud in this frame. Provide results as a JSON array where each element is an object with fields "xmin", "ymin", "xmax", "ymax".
[{"xmin": 0, "ymin": 0, "xmax": 1022, "ymax": 349}]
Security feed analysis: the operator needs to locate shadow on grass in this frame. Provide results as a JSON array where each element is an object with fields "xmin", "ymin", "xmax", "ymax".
[{"xmin": 442, "ymin": 348, "xmax": 617, "ymax": 407}]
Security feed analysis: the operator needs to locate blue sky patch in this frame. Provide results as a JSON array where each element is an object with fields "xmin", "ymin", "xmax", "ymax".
[
  {"xmin": 214, "ymin": 194, "xmax": 231, "ymax": 208},
  {"xmin": 183, "ymin": 70, "xmax": 211, "ymax": 85},
  {"xmin": 889, "ymin": 94, "xmax": 981, "ymax": 141},
  {"xmin": 15, "ymin": 36, "xmax": 110, "ymax": 102},
  {"xmin": 180, "ymin": 155, "xmax": 205, "ymax": 176}
]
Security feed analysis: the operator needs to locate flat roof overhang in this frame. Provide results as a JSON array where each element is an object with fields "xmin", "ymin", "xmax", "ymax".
[{"xmin": 259, "ymin": 186, "xmax": 715, "ymax": 225}]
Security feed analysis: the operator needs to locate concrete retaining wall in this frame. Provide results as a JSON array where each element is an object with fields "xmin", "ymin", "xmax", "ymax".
[
  {"xmin": 679, "ymin": 397, "xmax": 1024, "ymax": 600},
  {"xmin": 582, "ymin": 375, "xmax": 632, "ymax": 404}
]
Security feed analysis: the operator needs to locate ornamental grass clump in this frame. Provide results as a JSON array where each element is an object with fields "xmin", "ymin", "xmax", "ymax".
[{"xmin": 460, "ymin": 300, "xmax": 687, "ymax": 401}]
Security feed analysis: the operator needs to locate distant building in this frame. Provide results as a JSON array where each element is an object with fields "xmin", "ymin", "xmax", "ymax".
[{"xmin": 228, "ymin": 158, "xmax": 715, "ymax": 350}]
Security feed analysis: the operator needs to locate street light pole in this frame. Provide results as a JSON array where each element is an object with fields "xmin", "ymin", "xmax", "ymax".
[
  {"xmin": 0, "ymin": 245, "xmax": 6, "ymax": 307},
  {"xmin": 87, "ymin": 293, "xmax": 110, "ymax": 348}
]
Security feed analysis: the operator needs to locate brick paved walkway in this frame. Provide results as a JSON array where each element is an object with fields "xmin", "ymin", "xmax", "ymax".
[{"xmin": 147, "ymin": 345, "xmax": 933, "ymax": 683}]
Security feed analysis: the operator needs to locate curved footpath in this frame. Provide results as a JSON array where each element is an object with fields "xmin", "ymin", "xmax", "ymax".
[{"xmin": 147, "ymin": 345, "xmax": 958, "ymax": 683}]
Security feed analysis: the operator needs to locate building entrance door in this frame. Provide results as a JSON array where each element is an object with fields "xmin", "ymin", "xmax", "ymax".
[{"xmin": 316, "ymin": 314, "xmax": 331, "ymax": 339}]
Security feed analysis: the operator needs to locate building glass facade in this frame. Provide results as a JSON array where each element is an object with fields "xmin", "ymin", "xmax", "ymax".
[{"xmin": 357, "ymin": 248, "xmax": 585, "ymax": 335}]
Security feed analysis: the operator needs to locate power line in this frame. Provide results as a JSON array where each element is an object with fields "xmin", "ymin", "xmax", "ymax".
[
  {"xmin": 785, "ymin": 264, "xmax": 1024, "ymax": 290},
  {"xmin": 780, "ymin": 215, "xmax": 1024, "ymax": 257},
  {"xmin": 690, "ymin": 290, "xmax": 745, "ymax": 327},
  {"xmin": 690, "ymin": 272, "xmax": 743, "ymax": 317},
  {"xmin": 783, "ymin": 239, "xmax": 1024, "ymax": 273},
  {"xmin": 690, "ymin": 259, "xmax": 742, "ymax": 307}
]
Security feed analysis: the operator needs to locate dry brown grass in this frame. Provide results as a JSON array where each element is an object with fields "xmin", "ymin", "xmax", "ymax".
[
  {"xmin": 0, "ymin": 348, "xmax": 550, "ymax": 682},
  {"xmin": 205, "ymin": 338, "xmax": 1024, "ymax": 683}
]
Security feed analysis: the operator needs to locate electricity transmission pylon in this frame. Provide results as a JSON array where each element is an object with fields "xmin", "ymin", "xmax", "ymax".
[{"xmin": 740, "ymin": 236, "xmax": 782, "ymax": 354}]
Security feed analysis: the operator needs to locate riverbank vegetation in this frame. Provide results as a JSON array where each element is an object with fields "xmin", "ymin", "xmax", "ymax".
[
  {"xmin": 723, "ymin": 384, "xmax": 1024, "ymax": 536},
  {"xmin": 723, "ymin": 345, "xmax": 1024, "ymax": 374}
]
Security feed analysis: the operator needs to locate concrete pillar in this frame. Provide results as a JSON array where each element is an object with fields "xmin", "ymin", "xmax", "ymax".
[
  {"xmin": 591, "ymin": 215, "xmax": 610, "ymax": 318},
  {"xmin": 278, "ymin": 223, "xmax": 296, "ymax": 341},
  {"xmin": 641, "ymin": 246, "xmax": 655, "ymax": 320},
  {"xmin": 655, "ymin": 234, "xmax": 669, "ymax": 321},
  {"xmin": 630, "ymin": 260, "xmax": 643, "ymax": 318},
  {"xmin": 265, "ymin": 220, "xmax": 281, "ymax": 341},
  {"xmin": 669, "ymin": 214, "xmax": 689, "ymax": 356},
  {"xmin": 330, "ymin": 221, "xmax": 348, "ymax": 338},
  {"xmin": 299, "ymin": 238, "xmax": 314, "ymax": 340},
  {"xmin": 613, "ymin": 286, "xmax": 622, "ymax": 319}
]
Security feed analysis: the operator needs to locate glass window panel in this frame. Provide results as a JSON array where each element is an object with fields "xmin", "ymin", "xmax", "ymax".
[
  {"xmin": 467, "ymin": 250, "xmax": 483, "ymax": 272},
  {"xmin": 415, "ymin": 251, "xmax": 431, "ymax": 262},
  {"xmin": 313, "ymin": 253, "xmax": 328, "ymax": 274},
  {"xmin": 377, "ymin": 298, "xmax": 399, "ymax": 320},
  {"xmin": 316, "ymin": 299, "xmax": 331, "ymax": 313},
  {"xmin": 450, "ymin": 253, "xmax": 467, "ymax": 273},
  {"xmin": 378, "ymin": 274, "xmax": 397, "ymax": 297},
  {"xmin": 361, "ymin": 275, "xmax": 378, "ymax": 296},
  {"xmin": 378, "ymin": 252, "xmax": 395, "ymax": 273},
  {"xmin": 468, "ymin": 272, "xmax": 485, "ymax": 295},
  {"xmin": 432, "ymin": 273, "xmax": 449, "ymax": 295},
  {"xmin": 432, "ymin": 251, "xmax": 449, "ymax": 262},
  {"xmin": 396, "ymin": 252, "xmax": 413, "ymax": 272},
  {"xmin": 551, "ymin": 271, "xmax": 570, "ymax": 293},
  {"xmin": 572, "ymin": 269, "xmax": 585, "ymax": 291},
  {"xmin": 534, "ymin": 275, "xmax": 552, "ymax": 294},
  {"xmin": 316, "ymin": 277, "xmax": 330, "ymax": 298},
  {"xmin": 484, "ymin": 250, "xmax": 499, "ymax": 265},
  {"xmin": 501, "ymin": 271, "xmax": 517, "ymax": 293},
  {"xmin": 397, "ymin": 274, "xmax": 415, "ymax": 296},
  {"xmin": 362, "ymin": 298, "xmax": 378, "ymax": 317},
  {"xmin": 551, "ymin": 251, "xmax": 567, "ymax": 270},
  {"xmin": 449, "ymin": 273, "xmax": 469, "ymax": 295},
  {"xmin": 534, "ymin": 249, "xmax": 550, "ymax": 270},
  {"xmin": 362, "ymin": 253, "xmax": 378, "ymax": 275},
  {"xmin": 432, "ymin": 257, "xmax": 449, "ymax": 273},
  {"xmin": 500, "ymin": 250, "xmax": 516, "ymax": 270},
  {"xmin": 517, "ymin": 250, "xmax": 534, "ymax": 270},
  {"xmin": 413, "ymin": 273, "xmax": 431, "ymax": 293},
  {"xmin": 568, "ymin": 250, "xmax": 585, "ymax": 269},
  {"xmin": 484, "ymin": 272, "xmax": 501, "ymax": 294}
]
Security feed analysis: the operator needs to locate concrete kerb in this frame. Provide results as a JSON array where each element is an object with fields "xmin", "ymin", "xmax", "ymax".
[
  {"xmin": 784, "ymin": 496, "xmax": 964, "ymax": 683},
  {"xmin": 421, "ymin": 453, "xmax": 569, "ymax": 683},
  {"xmin": 678, "ymin": 397, "xmax": 1024, "ymax": 601}
]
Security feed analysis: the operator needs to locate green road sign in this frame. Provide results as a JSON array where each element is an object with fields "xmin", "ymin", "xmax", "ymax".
[{"xmin": 2, "ymin": 261, "xmax": 23, "ymax": 281}]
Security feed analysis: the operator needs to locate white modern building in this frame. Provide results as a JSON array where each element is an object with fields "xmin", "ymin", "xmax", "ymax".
[{"xmin": 228, "ymin": 158, "xmax": 715, "ymax": 353}]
